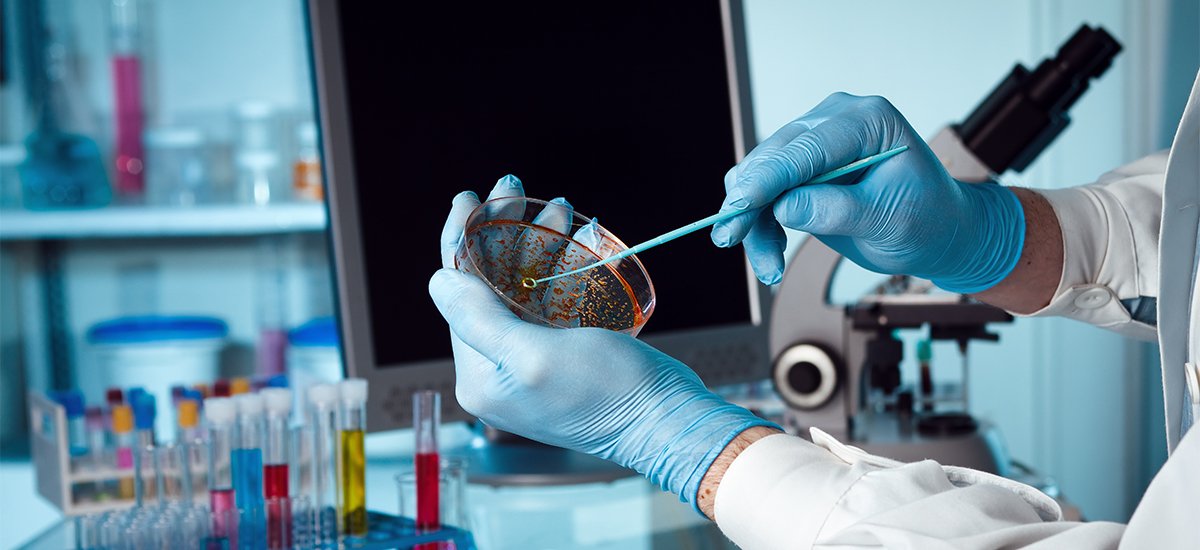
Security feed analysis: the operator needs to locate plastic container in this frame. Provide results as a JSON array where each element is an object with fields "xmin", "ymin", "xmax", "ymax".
[
  {"xmin": 144, "ymin": 127, "xmax": 209, "ymax": 206},
  {"xmin": 287, "ymin": 317, "xmax": 343, "ymax": 414},
  {"xmin": 81, "ymin": 315, "xmax": 228, "ymax": 440}
]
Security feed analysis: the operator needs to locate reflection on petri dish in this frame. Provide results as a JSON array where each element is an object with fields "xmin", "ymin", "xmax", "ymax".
[{"xmin": 455, "ymin": 197, "xmax": 655, "ymax": 336}]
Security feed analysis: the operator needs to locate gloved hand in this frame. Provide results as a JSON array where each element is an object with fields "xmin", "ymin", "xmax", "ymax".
[
  {"xmin": 710, "ymin": 93, "xmax": 1026, "ymax": 294},
  {"xmin": 433, "ymin": 175, "xmax": 777, "ymax": 510}
]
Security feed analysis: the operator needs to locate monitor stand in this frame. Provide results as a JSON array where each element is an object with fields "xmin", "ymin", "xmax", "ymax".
[{"xmin": 461, "ymin": 424, "xmax": 636, "ymax": 486}]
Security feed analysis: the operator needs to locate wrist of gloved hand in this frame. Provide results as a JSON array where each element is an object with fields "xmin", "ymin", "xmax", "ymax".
[
  {"xmin": 612, "ymin": 388, "xmax": 779, "ymax": 514},
  {"xmin": 923, "ymin": 181, "xmax": 1026, "ymax": 294}
]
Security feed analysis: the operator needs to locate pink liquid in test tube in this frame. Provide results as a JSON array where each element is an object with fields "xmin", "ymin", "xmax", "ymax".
[{"xmin": 112, "ymin": 55, "xmax": 144, "ymax": 196}]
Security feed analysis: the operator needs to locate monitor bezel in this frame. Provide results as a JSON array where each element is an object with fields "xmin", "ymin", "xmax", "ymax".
[{"xmin": 309, "ymin": 0, "xmax": 771, "ymax": 431}]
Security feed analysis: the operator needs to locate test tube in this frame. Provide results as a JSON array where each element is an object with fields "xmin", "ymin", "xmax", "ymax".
[
  {"xmin": 157, "ymin": 443, "xmax": 187, "ymax": 509},
  {"xmin": 339, "ymin": 379, "xmax": 368, "ymax": 537},
  {"xmin": 176, "ymin": 398, "xmax": 204, "ymax": 503},
  {"xmin": 230, "ymin": 377, "xmax": 252, "ymax": 396},
  {"xmin": 86, "ymin": 406, "xmax": 108, "ymax": 473},
  {"xmin": 131, "ymin": 391, "xmax": 156, "ymax": 447},
  {"xmin": 233, "ymin": 393, "xmax": 267, "ymax": 547},
  {"xmin": 170, "ymin": 385, "xmax": 187, "ymax": 407},
  {"xmin": 105, "ymin": 387, "xmax": 124, "ymax": 406},
  {"xmin": 213, "ymin": 379, "xmax": 231, "ymax": 397},
  {"xmin": 205, "ymin": 397, "xmax": 237, "ymax": 546},
  {"xmin": 58, "ymin": 390, "xmax": 89, "ymax": 461},
  {"xmin": 307, "ymin": 383, "xmax": 340, "ymax": 544},
  {"xmin": 131, "ymin": 393, "xmax": 157, "ymax": 507},
  {"xmin": 112, "ymin": 404, "xmax": 136, "ymax": 500},
  {"xmin": 262, "ymin": 388, "xmax": 292, "ymax": 549},
  {"xmin": 414, "ymin": 390, "xmax": 440, "ymax": 531}
]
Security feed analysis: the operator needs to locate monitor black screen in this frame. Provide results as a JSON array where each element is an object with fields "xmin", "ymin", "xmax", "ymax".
[{"xmin": 336, "ymin": 2, "xmax": 751, "ymax": 366}]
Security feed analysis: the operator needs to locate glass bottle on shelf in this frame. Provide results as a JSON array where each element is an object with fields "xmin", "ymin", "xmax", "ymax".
[
  {"xmin": 18, "ymin": 0, "xmax": 112, "ymax": 210},
  {"xmin": 233, "ymin": 102, "xmax": 286, "ymax": 206},
  {"xmin": 292, "ymin": 122, "xmax": 322, "ymax": 202}
]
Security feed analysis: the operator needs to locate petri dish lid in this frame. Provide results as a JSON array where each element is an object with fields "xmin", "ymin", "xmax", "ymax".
[{"xmin": 87, "ymin": 315, "xmax": 229, "ymax": 344}]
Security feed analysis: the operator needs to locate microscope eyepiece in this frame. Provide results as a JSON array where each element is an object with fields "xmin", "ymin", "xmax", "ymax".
[{"xmin": 957, "ymin": 24, "xmax": 1122, "ymax": 174}]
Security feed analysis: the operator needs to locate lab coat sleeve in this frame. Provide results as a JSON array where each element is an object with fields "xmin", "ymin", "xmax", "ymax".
[
  {"xmin": 1017, "ymin": 152, "xmax": 1168, "ymax": 340},
  {"xmin": 713, "ymin": 430, "xmax": 1131, "ymax": 549}
]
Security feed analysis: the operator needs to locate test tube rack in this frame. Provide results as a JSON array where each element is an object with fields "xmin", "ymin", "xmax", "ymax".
[{"xmin": 28, "ymin": 392, "xmax": 213, "ymax": 516}]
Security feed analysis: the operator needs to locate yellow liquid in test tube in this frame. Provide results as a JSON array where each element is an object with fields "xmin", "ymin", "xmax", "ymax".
[{"xmin": 340, "ymin": 429, "xmax": 366, "ymax": 535}]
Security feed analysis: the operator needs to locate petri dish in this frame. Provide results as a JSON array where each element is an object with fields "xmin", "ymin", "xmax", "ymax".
[{"xmin": 455, "ymin": 196, "xmax": 655, "ymax": 336}]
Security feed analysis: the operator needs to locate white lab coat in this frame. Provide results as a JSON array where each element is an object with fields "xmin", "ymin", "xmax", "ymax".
[{"xmin": 714, "ymin": 72, "xmax": 1200, "ymax": 549}]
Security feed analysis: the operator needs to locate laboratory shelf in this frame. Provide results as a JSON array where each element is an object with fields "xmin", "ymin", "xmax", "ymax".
[{"xmin": 0, "ymin": 203, "xmax": 327, "ymax": 240}]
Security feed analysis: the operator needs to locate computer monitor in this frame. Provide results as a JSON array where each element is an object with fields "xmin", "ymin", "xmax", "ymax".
[{"xmin": 310, "ymin": 1, "xmax": 769, "ymax": 433}]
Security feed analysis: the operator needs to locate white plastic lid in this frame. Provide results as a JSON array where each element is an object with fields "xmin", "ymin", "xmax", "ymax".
[
  {"xmin": 338, "ymin": 379, "xmax": 368, "ymax": 404},
  {"xmin": 204, "ymin": 397, "xmax": 236, "ymax": 424},
  {"xmin": 233, "ymin": 393, "xmax": 264, "ymax": 416},
  {"xmin": 307, "ymin": 383, "xmax": 339, "ymax": 406},
  {"xmin": 261, "ymin": 388, "xmax": 293, "ymax": 414}
]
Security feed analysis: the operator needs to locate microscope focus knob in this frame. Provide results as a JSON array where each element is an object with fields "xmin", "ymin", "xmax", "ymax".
[{"xmin": 772, "ymin": 343, "xmax": 840, "ymax": 410}]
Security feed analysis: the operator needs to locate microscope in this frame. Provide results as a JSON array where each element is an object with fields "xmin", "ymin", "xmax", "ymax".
[{"xmin": 768, "ymin": 25, "xmax": 1122, "ymax": 476}]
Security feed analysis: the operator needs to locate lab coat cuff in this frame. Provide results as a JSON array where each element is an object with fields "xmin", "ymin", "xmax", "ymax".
[
  {"xmin": 1016, "ymin": 187, "xmax": 1156, "ymax": 340},
  {"xmin": 713, "ymin": 433, "xmax": 866, "ymax": 548}
]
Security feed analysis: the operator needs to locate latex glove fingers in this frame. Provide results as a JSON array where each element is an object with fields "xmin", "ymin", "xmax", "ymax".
[
  {"xmin": 487, "ymin": 173, "xmax": 527, "ymax": 220},
  {"xmin": 741, "ymin": 208, "xmax": 788, "ymax": 285},
  {"xmin": 711, "ymin": 93, "xmax": 912, "ymax": 248},
  {"xmin": 441, "ymin": 190, "xmax": 481, "ymax": 268}
]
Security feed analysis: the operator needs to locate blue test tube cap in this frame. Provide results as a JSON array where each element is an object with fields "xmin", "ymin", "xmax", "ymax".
[
  {"xmin": 53, "ymin": 390, "xmax": 86, "ymax": 418},
  {"xmin": 183, "ymin": 388, "xmax": 204, "ymax": 404},
  {"xmin": 127, "ymin": 387, "xmax": 147, "ymax": 405},
  {"xmin": 132, "ymin": 392, "xmax": 157, "ymax": 430},
  {"xmin": 265, "ymin": 374, "xmax": 289, "ymax": 388}
]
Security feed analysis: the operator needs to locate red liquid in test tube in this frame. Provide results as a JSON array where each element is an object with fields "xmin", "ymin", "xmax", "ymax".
[
  {"xmin": 265, "ymin": 464, "xmax": 290, "ymax": 548},
  {"xmin": 415, "ymin": 451, "xmax": 440, "ymax": 530},
  {"xmin": 413, "ymin": 391, "xmax": 441, "ymax": 531}
]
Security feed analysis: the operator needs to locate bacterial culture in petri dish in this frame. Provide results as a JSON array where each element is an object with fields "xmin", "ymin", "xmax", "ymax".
[{"xmin": 458, "ymin": 219, "xmax": 643, "ymax": 332}]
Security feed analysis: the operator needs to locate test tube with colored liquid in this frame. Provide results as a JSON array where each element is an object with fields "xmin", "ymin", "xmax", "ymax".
[
  {"xmin": 413, "ymin": 390, "xmax": 440, "ymax": 531},
  {"xmin": 233, "ymin": 393, "xmax": 267, "ymax": 547},
  {"xmin": 339, "ymin": 379, "xmax": 368, "ymax": 537},
  {"xmin": 111, "ymin": 404, "xmax": 136, "ymax": 500},
  {"xmin": 307, "ymin": 383, "xmax": 340, "ymax": 544},
  {"xmin": 261, "ymin": 388, "xmax": 293, "ymax": 549},
  {"xmin": 205, "ymin": 397, "xmax": 237, "ymax": 546}
]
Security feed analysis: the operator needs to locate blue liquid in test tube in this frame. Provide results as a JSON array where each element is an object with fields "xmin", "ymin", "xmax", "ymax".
[{"xmin": 233, "ymin": 393, "xmax": 267, "ymax": 548}]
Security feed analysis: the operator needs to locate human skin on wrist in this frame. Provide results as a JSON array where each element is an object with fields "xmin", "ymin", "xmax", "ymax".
[{"xmin": 696, "ymin": 425, "xmax": 784, "ymax": 520}]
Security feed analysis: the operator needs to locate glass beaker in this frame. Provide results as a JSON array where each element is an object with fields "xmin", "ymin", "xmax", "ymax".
[
  {"xmin": 397, "ymin": 457, "xmax": 469, "ymax": 531},
  {"xmin": 455, "ymin": 197, "xmax": 655, "ymax": 336}
]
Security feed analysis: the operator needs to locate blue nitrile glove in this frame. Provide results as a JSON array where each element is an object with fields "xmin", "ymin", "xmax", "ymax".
[
  {"xmin": 433, "ymin": 175, "xmax": 777, "ymax": 511},
  {"xmin": 710, "ymin": 93, "xmax": 1025, "ymax": 294}
]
